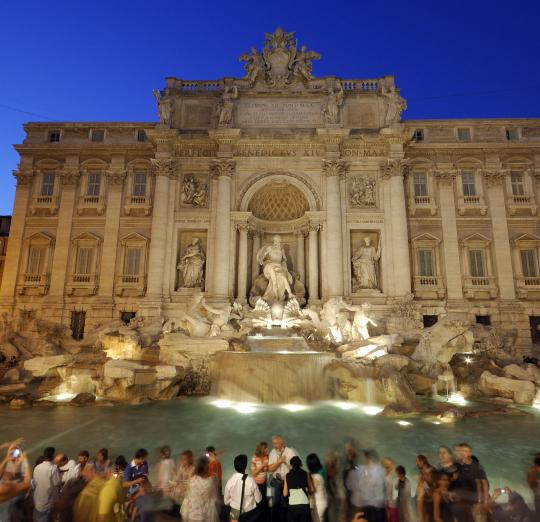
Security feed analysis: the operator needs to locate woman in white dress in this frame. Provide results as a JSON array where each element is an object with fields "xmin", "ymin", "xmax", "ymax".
[
  {"xmin": 183, "ymin": 456, "xmax": 219, "ymax": 522},
  {"xmin": 307, "ymin": 453, "xmax": 328, "ymax": 522}
]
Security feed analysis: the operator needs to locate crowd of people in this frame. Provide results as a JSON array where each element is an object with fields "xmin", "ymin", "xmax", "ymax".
[{"xmin": 1, "ymin": 435, "xmax": 539, "ymax": 522}]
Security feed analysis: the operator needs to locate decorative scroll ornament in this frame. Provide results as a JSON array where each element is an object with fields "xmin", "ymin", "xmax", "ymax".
[
  {"xmin": 59, "ymin": 167, "xmax": 80, "ymax": 186},
  {"xmin": 150, "ymin": 158, "xmax": 176, "ymax": 178},
  {"xmin": 13, "ymin": 169, "xmax": 33, "ymax": 186},
  {"xmin": 433, "ymin": 169, "xmax": 457, "ymax": 186},
  {"xmin": 210, "ymin": 159, "xmax": 236, "ymax": 178},
  {"xmin": 106, "ymin": 169, "xmax": 127, "ymax": 186},
  {"xmin": 239, "ymin": 27, "xmax": 321, "ymax": 88},
  {"xmin": 381, "ymin": 158, "xmax": 410, "ymax": 179},
  {"xmin": 322, "ymin": 159, "xmax": 349, "ymax": 178},
  {"xmin": 482, "ymin": 169, "xmax": 509, "ymax": 187}
]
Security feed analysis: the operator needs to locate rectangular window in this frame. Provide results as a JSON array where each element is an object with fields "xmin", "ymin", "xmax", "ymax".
[
  {"xmin": 461, "ymin": 171, "xmax": 476, "ymax": 196},
  {"xmin": 469, "ymin": 249, "xmax": 486, "ymax": 277},
  {"xmin": 27, "ymin": 247, "xmax": 45, "ymax": 274},
  {"xmin": 132, "ymin": 172, "xmax": 147, "ymax": 197},
  {"xmin": 418, "ymin": 249, "xmax": 434, "ymax": 277},
  {"xmin": 87, "ymin": 173, "xmax": 101, "ymax": 196},
  {"xmin": 75, "ymin": 247, "xmax": 94, "ymax": 274},
  {"xmin": 476, "ymin": 315, "xmax": 491, "ymax": 326},
  {"xmin": 137, "ymin": 130, "xmax": 146, "ymax": 142},
  {"xmin": 412, "ymin": 129, "xmax": 424, "ymax": 142},
  {"xmin": 70, "ymin": 311, "xmax": 86, "ymax": 341},
  {"xmin": 48, "ymin": 131, "xmax": 61, "ymax": 142},
  {"xmin": 413, "ymin": 173, "xmax": 428, "ymax": 197},
  {"xmin": 124, "ymin": 248, "xmax": 141, "ymax": 275},
  {"xmin": 506, "ymin": 128, "xmax": 519, "ymax": 141},
  {"xmin": 91, "ymin": 130, "xmax": 105, "ymax": 142},
  {"xmin": 41, "ymin": 173, "xmax": 55, "ymax": 196},
  {"xmin": 521, "ymin": 249, "xmax": 538, "ymax": 277},
  {"xmin": 457, "ymin": 128, "xmax": 471, "ymax": 141},
  {"xmin": 511, "ymin": 172, "xmax": 525, "ymax": 196}
]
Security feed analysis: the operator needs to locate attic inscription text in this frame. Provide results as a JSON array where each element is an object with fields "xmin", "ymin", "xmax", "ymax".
[{"xmin": 237, "ymin": 100, "xmax": 322, "ymax": 126}]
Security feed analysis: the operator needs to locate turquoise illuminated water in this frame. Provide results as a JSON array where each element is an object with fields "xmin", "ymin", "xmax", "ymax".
[{"xmin": 0, "ymin": 398, "xmax": 539, "ymax": 500}]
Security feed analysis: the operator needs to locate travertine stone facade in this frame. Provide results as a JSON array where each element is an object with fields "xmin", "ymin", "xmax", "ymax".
[
  {"xmin": 1, "ymin": 28, "xmax": 540, "ymax": 352},
  {"xmin": 0, "ymin": 217, "xmax": 11, "ymax": 288}
]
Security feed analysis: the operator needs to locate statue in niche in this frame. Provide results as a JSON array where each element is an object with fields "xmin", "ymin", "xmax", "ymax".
[
  {"xmin": 255, "ymin": 235, "xmax": 294, "ymax": 304},
  {"xmin": 177, "ymin": 238, "xmax": 206, "ymax": 289},
  {"xmin": 352, "ymin": 237, "xmax": 381, "ymax": 291},
  {"xmin": 152, "ymin": 89, "xmax": 173, "ymax": 126},
  {"xmin": 349, "ymin": 177, "xmax": 376, "ymax": 207},
  {"xmin": 182, "ymin": 176, "xmax": 208, "ymax": 207},
  {"xmin": 239, "ymin": 47, "xmax": 266, "ymax": 85},
  {"xmin": 381, "ymin": 84, "xmax": 407, "ymax": 127},
  {"xmin": 322, "ymin": 81, "xmax": 344, "ymax": 124},
  {"xmin": 217, "ymin": 84, "xmax": 238, "ymax": 126}
]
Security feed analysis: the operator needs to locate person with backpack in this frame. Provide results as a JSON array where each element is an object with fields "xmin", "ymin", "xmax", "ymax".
[{"xmin": 224, "ymin": 454, "xmax": 262, "ymax": 522}]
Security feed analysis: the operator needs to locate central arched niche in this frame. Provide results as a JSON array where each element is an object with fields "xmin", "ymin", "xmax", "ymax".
[{"xmin": 248, "ymin": 181, "xmax": 310, "ymax": 221}]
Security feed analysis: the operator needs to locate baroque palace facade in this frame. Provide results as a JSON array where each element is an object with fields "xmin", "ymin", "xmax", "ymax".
[{"xmin": 1, "ymin": 28, "xmax": 540, "ymax": 351}]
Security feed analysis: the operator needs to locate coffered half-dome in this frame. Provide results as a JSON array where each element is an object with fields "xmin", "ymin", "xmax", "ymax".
[{"xmin": 248, "ymin": 181, "xmax": 309, "ymax": 221}]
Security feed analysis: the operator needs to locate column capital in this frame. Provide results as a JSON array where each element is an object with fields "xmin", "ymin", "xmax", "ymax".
[
  {"xmin": 525, "ymin": 167, "xmax": 540, "ymax": 184},
  {"xmin": 380, "ymin": 158, "xmax": 410, "ymax": 180},
  {"xmin": 433, "ymin": 169, "xmax": 458, "ymax": 186},
  {"xmin": 296, "ymin": 227, "xmax": 309, "ymax": 238},
  {"xmin": 13, "ymin": 168, "xmax": 34, "ymax": 186},
  {"xmin": 482, "ymin": 169, "xmax": 509, "ymax": 187},
  {"xmin": 105, "ymin": 169, "xmax": 127, "ymax": 186},
  {"xmin": 58, "ymin": 167, "xmax": 81, "ymax": 186},
  {"xmin": 150, "ymin": 158, "xmax": 176, "ymax": 178},
  {"xmin": 235, "ymin": 222, "xmax": 251, "ymax": 233},
  {"xmin": 322, "ymin": 159, "xmax": 349, "ymax": 178},
  {"xmin": 210, "ymin": 159, "xmax": 236, "ymax": 179},
  {"xmin": 308, "ymin": 222, "xmax": 322, "ymax": 233}
]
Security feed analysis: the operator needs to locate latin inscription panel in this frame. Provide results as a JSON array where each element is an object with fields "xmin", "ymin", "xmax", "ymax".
[{"xmin": 237, "ymin": 99, "xmax": 323, "ymax": 127}]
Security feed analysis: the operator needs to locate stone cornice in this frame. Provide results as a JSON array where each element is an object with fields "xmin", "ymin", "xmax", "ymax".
[
  {"xmin": 210, "ymin": 159, "xmax": 236, "ymax": 178},
  {"xmin": 322, "ymin": 159, "xmax": 349, "ymax": 178}
]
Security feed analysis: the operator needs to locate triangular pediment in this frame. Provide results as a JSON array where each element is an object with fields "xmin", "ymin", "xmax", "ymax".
[
  {"xmin": 412, "ymin": 232, "xmax": 441, "ymax": 243},
  {"xmin": 120, "ymin": 232, "xmax": 149, "ymax": 245},
  {"xmin": 513, "ymin": 233, "xmax": 540, "ymax": 245},
  {"xmin": 461, "ymin": 232, "xmax": 491, "ymax": 245}
]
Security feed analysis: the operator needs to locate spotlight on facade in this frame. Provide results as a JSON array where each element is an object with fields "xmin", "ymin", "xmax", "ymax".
[{"xmin": 464, "ymin": 356, "xmax": 473, "ymax": 364}]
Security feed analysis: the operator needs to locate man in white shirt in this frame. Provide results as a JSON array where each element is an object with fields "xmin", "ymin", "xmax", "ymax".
[
  {"xmin": 224, "ymin": 454, "xmax": 262, "ymax": 520},
  {"xmin": 268, "ymin": 435, "xmax": 298, "ymax": 522},
  {"xmin": 33, "ymin": 447, "xmax": 61, "ymax": 522},
  {"xmin": 54, "ymin": 453, "xmax": 79, "ymax": 484}
]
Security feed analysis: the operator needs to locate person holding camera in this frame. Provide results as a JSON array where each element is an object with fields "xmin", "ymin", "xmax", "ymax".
[{"xmin": 268, "ymin": 435, "xmax": 298, "ymax": 522}]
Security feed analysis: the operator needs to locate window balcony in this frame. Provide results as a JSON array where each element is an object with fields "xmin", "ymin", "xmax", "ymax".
[
  {"xmin": 17, "ymin": 273, "xmax": 50, "ymax": 295},
  {"xmin": 507, "ymin": 195, "xmax": 537, "ymax": 216},
  {"xmin": 408, "ymin": 195, "xmax": 437, "ymax": 216},
  {"xmin": 29, "ymin": 195, "xmax": 59, "ymax": 216},
  {"xmin": 463, "ymin": 276, "xmax": 498, "ymax": 299},
  {"xmin": 123, "ymin": 195, "xmax": 152, "ymax": 216},
  {"xmin": 516, "ymin": 276, "xmax": 540, "ymax": 299},
  {"xmin": 115, "ymin": 274, "xmax": 146, "ymax": 296},
  {"xmin": 67, "ymin": 273, "xmax": 99, "ymax": 296},
  {"xmin": 413, "ymin": 275, "xmax": 446, "ymax": 299},
  {"xmin": 77, "ymin": 195, "xmax": 105, "ymax": 216},
  {"xmin": 457, "ymin": 195, "xmax": 488, "ymax": 216}
]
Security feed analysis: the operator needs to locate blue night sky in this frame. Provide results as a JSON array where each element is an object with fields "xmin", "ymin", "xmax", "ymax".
[{"xmin": 1, "ymin": 0, "xmax": 539, "ymax": 215}]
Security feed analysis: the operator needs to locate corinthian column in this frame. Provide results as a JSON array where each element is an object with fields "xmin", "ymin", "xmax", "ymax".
[
  {"xmin": 146, "ymin": 159, "xmax": 173, "ymax": 297},
  {"xmin": 210, "ymin": 159, "xmax": 235, "ymax": 297},
  {"xmin": 434, "ymin": 169, "xmax": 463, "ymax": 300},
  {"xmin": 308, "ymin": 224, "xmax": 320, "ymax": 302},
  {"xmin": 251, "ymin": 231, "xmax": 261, "ymax": 284},
  {"xmin": 383, "ymin": 159, "xmax": 411, "ymax": 296},
  {"xmin": 97, "ymin": 167, "xmax": 126, "ymax": 298},
  {"xmin": 236, "ymin": 223, "xmax": 250, "ymax": 303},
  {"xmin": 0, "ymin": 169, "xmax": 33, "ymax": 302},
  {"xmin": 483, "ymin": 170, "xmax": 515, "ymax": 299},
  {"xmin": 296, "ymin": 229, "xmax": 306, "ymax": 283},
  {"xmin": 323, "ymin": 160, "xmax": 347, "ymax": 297},
  {"xmin": 48, "ymin": 166, "xmax": 79, "ymax": 297}
]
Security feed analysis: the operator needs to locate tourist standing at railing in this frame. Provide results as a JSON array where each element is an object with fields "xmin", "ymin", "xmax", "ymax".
[
  {"xmin": 224, "ymin": 454, "xmax": 262, "ymax": 522},
  {"xmin": 172, "ymin": 450, "xmax": 195, "ymax": 509},
  {"xmin": 183, "ymin": 456, "xmax": 220, "ymax": 522},
  {"xmin": 251, "ymin": 441, "xmax": 270, "ymax": 521},
  {"xmin": 283, "ymin": 456, "xmax": 313, "ymax": 522},
  {"xmin": 33, "ymin": 446, "xmax": 61, "ymax": 522},
  {"xmin": 382, "ymin": 458, "xmax": 399, "ymax": 522},
  {"xmin": 432, "ymin": 472, "xmax": 454, "ymax": 522},
  {"xmin": 395, "ymin": 466, "xmax": 414, "ymax": 522},
  {"xmin": 268, "ymin": 435, "xmax": 298, "ymax": 522},
  {"xmin": 415, "ymin": 454, "xmax": 436, "ymax": 522}
]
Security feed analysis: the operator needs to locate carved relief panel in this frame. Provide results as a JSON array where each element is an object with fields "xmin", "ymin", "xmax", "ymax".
[
  {"xmin": 348, "ymin": 175, "xmax": 377, "ymax": 208},
  {"xmin": 180, "ymin": 174, "xmax": 209, "ymax": 208}
]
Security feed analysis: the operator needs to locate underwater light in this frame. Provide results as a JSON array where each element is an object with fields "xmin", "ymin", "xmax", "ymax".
[
  {"xmin": 211, "ymin": 399, "xmax": 234, "ymax": 409},
  {"xmin": 234, "ymin": 402, "xmax": 257, "ymax": 414},
  {"xmin": 447, "ymin": 393, "xmax": 467, "ymax": 405},
  {"xmin": 397, "ymin": 420, "xmax": 412, "ymax": 426},
  {"xmin": 363, "ymin": 405, "xmax": 383, "ymax": 416},
  {"xmin": 332, "ymin": 401, "xmax": 357, "ymax": 411},
  {"xmin": 281, "ymin": 404, "xmax": 308, "ymax": 412}
]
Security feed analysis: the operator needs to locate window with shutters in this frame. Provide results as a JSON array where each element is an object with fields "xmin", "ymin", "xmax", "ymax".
[
  {"xmin": 418, "ymin": 250, "xmax": 434, "ymax": 277},
  {"xmin": 87, "ymin": 172, "xmax": 101, "ymax": 196},
  {"xmin": 469, "ymin": 250, "xmax": 486, "ymax": 277},
  {"xmin": 132, "ymin": 173, "xmax": 147, "ymax": 197},
  {"xmin": 124, "ymin": 248, "xmax": 141, "ymax": 275},
  {"xmin": 521, "ymin": 249, "xmax": 538, "ymax": 278},
  {"xmin": 413, "ymin": 173, "xmax": 427, "ymax": 197},
  {"xmin": 41, "ymin": 173, "xmax": 55, "ymax": 197},
  {"xmin": 27, "ymin": 247, "xmax": 45, "ymax": 274},
  {"xmin": 117, "ymin": 234, "xmax": 148, "ymax": 296},
  {"xmin": 75, "ymin": 247, "xmax": 94, "ymax": 275},
  {"xmin": 511, "ymin": 172, "xmax": 525, "ymax": 196},
  {"xmin": 457, "ymin": 127, "xmax": 471, "ymax": 141},
  {"xmin": 461, "ymin": 171, "xmax": 476, "ymax": 196}
]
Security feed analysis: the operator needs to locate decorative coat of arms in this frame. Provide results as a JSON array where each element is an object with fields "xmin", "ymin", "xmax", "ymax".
[{"xmin": 240, "ymin": 27, "xmax": 321, "ymax": 88}]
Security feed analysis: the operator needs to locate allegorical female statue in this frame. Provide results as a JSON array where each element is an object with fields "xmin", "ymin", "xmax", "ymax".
[
  {"xmin": 256, "ymin": 235, "xmax": 294, "ymax": 303},
  {"xmin": 352, "ymin": 236, "xmax": 381, "ymax": 290},
  {"xmin": 178, "ymin": 237, "xmax": 206, "ymax": 288}
]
